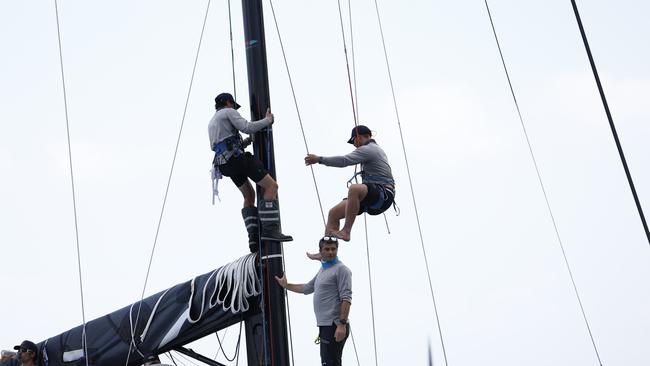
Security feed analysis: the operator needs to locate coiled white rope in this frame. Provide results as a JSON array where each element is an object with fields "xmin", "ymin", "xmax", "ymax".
[
  {"xmin": 126, "ymin": 253, "xmax": 260, "ymax": 352},
  {"xmin": 188, "ymin": 253, "xmax": 261, "ymax": 323}
]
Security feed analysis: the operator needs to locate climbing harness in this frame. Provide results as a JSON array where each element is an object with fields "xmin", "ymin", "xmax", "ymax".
[{"xmin": 212, "ymin": 134, "xmax": 244, "ymax": 165}]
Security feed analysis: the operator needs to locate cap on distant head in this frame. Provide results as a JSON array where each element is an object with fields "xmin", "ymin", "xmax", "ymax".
[
  {"xmin": 13, "ymin": 340, "xmax": 37, "ymax": 355},
  {"xmin": 214, "ymin": 92, "xmax": 241, "ymax": 110},
  {"xmin": 347, "ymin": 125, "xmax": 372, "ymax": 144}
]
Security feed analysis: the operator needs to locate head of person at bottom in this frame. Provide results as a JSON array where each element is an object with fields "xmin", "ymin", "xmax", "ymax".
[
  {"xmin": 347, "ymin": 125, "xmax": 372, "ymax": 148},
  {"xmin": 319, "ymin": 236, "xmax": 339, "ymax": 262},
  {"xmin": 13, "ymin": 340, "xmax": 37, "ymax": 365}
]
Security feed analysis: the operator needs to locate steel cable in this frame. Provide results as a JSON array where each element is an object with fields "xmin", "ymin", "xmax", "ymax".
[
  {"xmin": 53, "ymin": 1, "xmax": 89, "ymax": 365},
  {"xmin": 125, "ymin": 1, "xmax": 212, "ymax": 364},
  {"xmin": 372, "ymin": 1, "xmax": 449, "ymax": 365},
  {"xmin": 484, "ymin": 1, "xmax": 603, "ymax": 364}
]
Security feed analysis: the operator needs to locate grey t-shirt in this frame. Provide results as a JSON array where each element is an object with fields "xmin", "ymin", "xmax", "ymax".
[
  {"xmin": 207, "ymin": 107, "xmax": 271, "ymax": 149},
  {"xmin": 303, "ymin": 262, "xmax": 352, "ymax": 326},
  {"xmin": 320, "ymin": 140, "xmax": 394, "ymax": 185}
]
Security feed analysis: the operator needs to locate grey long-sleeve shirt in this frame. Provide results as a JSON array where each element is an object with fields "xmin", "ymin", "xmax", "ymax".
[
  {"xmin": 207, "ymin": 107, "xmax": 271, "ymax": 149},
  {"xmin": 303, "ymin": 262, "xmax": 352, "ymax": 326},
  {"xmin": 320, "ymin": 140, "xmax": 394, "ymax": 185}
]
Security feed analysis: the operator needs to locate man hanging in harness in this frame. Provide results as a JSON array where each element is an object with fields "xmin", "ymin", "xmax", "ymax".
[
  {"xmin": 305, "ymin": 125, "xmax": 395, "ymax": 242},
  {"xmin": 209, "ymin": 93, "xmax": 292, "ymax": 252}
]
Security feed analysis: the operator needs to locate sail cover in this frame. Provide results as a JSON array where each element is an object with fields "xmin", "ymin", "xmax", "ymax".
[{"xmin": 36, "ymin": 254, "xmax": 260, "ymax": 366}]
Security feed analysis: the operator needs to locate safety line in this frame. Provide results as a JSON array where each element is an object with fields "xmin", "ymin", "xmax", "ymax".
[
  {"xmin": 348, "ymin": 329, "xmax": 362, "ymax": 366},
  {"xmin": 363, "ymin": 215, "xmax": 379, "ymax": 366},
  {"xmin": 227, "ymin": 0, "xmax": 237, "ymax": 100},
  {"xmin": 268, "ymin": 0, "xmax": 326, "ymax": 227},
  {"xmin": 337, "ymin": 3, "xmax": 379, "ymax": 365},
  {"xmin": 125, "ymin": 1, "xmax": 212, "ymax": 365},
  {"xmin": 347, "ymin": 0, "xmax": 359, "ymax": 119},
  {"xmin": 372, "ymin": 1, "xmax": 448, "ymax": 365},
  {"xmin": 336, "ymin": 0, "xmax": 359, "ymax": 126},
  {"xmin": 53, "ymin": 2, "xmax": 89, "ymax": 366},
  {"xmin": 570, "ymin": 0, "xmax": 650, "ymax": 247},
  {"xmin": 484, "ymin": 1, "xmax": 602, "ymax": 364}
]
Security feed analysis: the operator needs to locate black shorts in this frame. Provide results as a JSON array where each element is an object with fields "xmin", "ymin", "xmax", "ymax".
[
  {"xmin": 358, "ymin": 183, "xmax": 395, "ymax": 216},
  {"xmin": 217, "ymin": 152, "xmax": 268, "ymax": 187}
]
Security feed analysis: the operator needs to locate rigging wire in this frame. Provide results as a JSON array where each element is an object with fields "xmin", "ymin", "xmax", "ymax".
[
  {"xmin": 172, "ymin": 351, "xmax": 201, "ymax": 366},
  {"xmin": 337, "ymin": 1, "xmax": 380, "ymax": 364},
  {"xmin": 125, "ymin": 1, "xmax": 213, "ymax": 364},
  {"xmin": 362, "ymin": 215, "xmax": 379, "ymax": 366},
  {"xmin": 371, "ymin": 1, "xmax": 449, "ymax": 365},
  {"xmin": 213, "ymin": 328, "xmax": 229, "ymax": 360},
  {"xmin": 53, "ymin": 2, "xmax": 89, "ymax": 365},
  {"xmin": 570, "ymin": 0, "xmax": 650, "ymax": 247},
  {"xmin": 215, "ymin": 322, "xmax": 242, "ymax": 362},
  {"xmin": 483, "ymin": 1, "xmax": 603, "ymax": 364},
  {"xmin": 336, "ymin": 0, "xmax": 359, "ymax": 126},
  {"xmin": 348, "ymin": 329, "xmax": 362, "ymax": 366},
  {"xmin": 227, "ymin": 0, "xmax": 237, "ymax": 100},
  {"xmin": 167, "ymin": 352, "xmax": 179, "ymax": 366},
  {"xmin": 347, "ymin": 0, "xmax": 359, "ymax": 119},
  {"xmin": 266, "ymin": 3, "xmax": 362, "ymax": 365},
  {"xmin": 268, "ymin": 0, "xmax": 326, "ymax": 227}
]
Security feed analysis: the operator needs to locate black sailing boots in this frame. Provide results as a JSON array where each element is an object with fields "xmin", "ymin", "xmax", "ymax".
[
  {"xmin": 241, "ymin": 207, "xmax": 260, "ymax": 253},
  {"xmin": 258, "ymin": 199, "xmax": 293, "ymax": 242}
]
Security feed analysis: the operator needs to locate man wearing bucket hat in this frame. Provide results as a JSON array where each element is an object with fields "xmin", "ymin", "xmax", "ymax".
[
  {"xmin": 305, "ymin": 125, "xmax": 395, "ymax": 244},
  {"xmin": 12, "ymin": 341, "xmax": 37, "ymax": 366},
  {"xmin": 208, "ymin": 92, "xmax": 292, "ymax": 252}
]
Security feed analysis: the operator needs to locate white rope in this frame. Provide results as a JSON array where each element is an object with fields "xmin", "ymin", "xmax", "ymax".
[{"xmin": 188, "ymin": 253, "xmax": 261, "ymax": 323}]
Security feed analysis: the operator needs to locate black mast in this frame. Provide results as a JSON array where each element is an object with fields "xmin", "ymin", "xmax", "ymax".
[{"xmin": 241, "ymin": 1, "xmax": 291, "ymax": 365}]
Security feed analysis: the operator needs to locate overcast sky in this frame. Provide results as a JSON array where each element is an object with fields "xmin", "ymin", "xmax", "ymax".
[{"xmin": 1, "ymin": 1, "xmax": 649, "ymax": 365}]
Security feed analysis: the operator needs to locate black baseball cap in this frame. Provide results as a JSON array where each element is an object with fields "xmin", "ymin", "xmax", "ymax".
[
  {"xmin": 347, "ymin": 125, "xmax": 372, "ymax": 144},
  {"xmin": 13, "ymin": 340, "xmax": 37, "ymax": 354},
  {"xmin": 214, "ymin": 93, "xmax": 241, "ymax": 110}
]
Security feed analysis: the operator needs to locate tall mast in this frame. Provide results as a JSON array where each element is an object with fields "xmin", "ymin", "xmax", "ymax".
[{"xmin": 241, "ymin": 1, "xmax": 291, "ymax": 365}]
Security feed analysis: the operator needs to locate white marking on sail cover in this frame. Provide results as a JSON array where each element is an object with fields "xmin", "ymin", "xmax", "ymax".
[
  {"xmin": 158, "ymin": 308, "xmax": 189, "ymax": 348},
  {"xmin": 63, "ymin": 349, "xmax": 84, "ymax": 362}
]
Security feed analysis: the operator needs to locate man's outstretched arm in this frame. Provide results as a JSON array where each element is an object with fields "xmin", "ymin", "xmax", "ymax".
[
  {"xmin": 274, "ymin": 273, "xmax": 305, "ymax": 294},
  {"xmin": 304, "ymin": 147, "xmax": 371, "ymax": 168}
]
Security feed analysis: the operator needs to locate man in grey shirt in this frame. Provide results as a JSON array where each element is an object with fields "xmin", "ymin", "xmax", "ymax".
[
  {"xmin": 208, "ymin": 92, "xmax": 292, "ymax": 252},
  {"xmin": 275, "ymin": 237, "xmax": 352, "ymax": 366},
  {"xmin": 305, "ymin": 125, "xmax": 395, "ymax": 243}
]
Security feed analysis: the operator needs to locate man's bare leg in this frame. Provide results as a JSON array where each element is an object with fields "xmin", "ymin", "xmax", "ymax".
[
  {"xmin": 307, "ymin": 200, "xmax": 347, "ymax": 261},
  {"xmin": 238, "ymin": 180, "xmax": 256, "ymax": 208},
  {"xmin": 257, "ymin": 174, "xmax": 278, "ymax": 200},
  {"xmin": 325, "ymin": 200, "xmax": 346, "ymax": 235},
  {"xmin": 331, "ymin": 184, "xmax": 367, "ymax": 241}
]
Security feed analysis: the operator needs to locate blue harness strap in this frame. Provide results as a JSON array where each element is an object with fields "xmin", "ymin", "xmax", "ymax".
[{"xmin": 212, "ymin": 135, "xmax": 243, "ymax": 165}]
